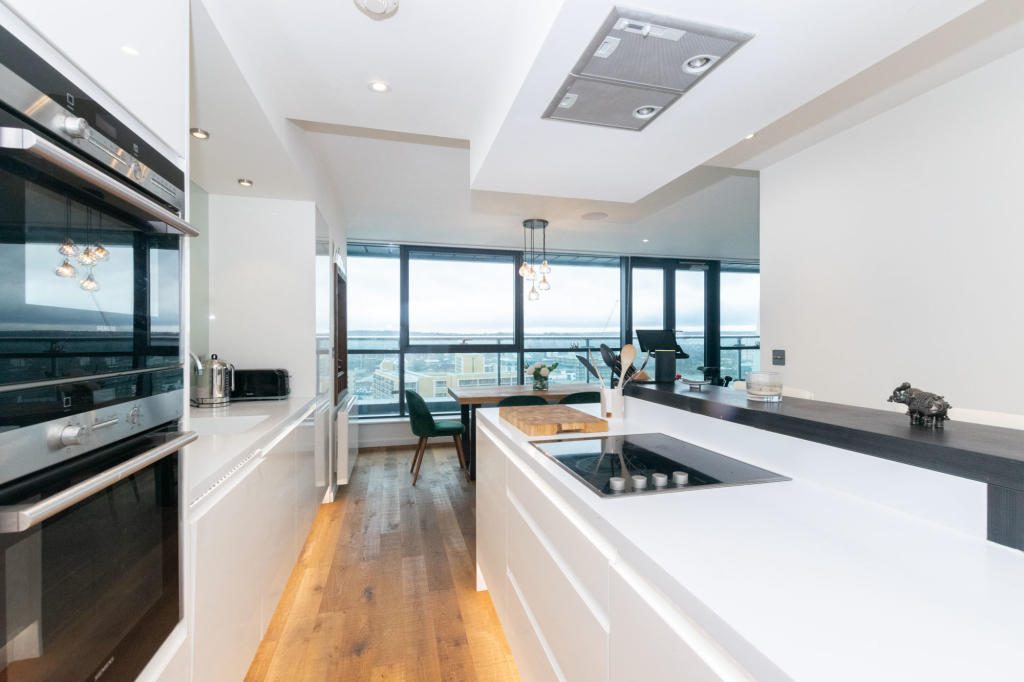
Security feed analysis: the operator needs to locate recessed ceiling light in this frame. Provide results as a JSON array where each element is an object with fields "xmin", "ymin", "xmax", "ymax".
[
  {"xmin": 744, "ymin": 133, "xmax": 755, "ymax": 140},
  {"xmin": 238, "ymin": 178, "xmax": 254, "ymax": 187},
  {"xmin": 190, "ymin": 128, "xmax": 210, "ymax": 140},
  {"xmin": 120, "ymin": 45, "xmax": 140, "ymax": 56},
  {"xmin": 632, "ymin": 105, "xmax": 661, "ymax": 120},
  {"xmin": 683, "ymin": 54, "xmax": 718, "ymax": 74},
  {"xmin": 642, "ymin": 238, "xmax": 649, "ymax": 243},
  {"xmin": 581, "ymin": 211, "xmax": 608, "ymax": 221},
  {"xmin": 369, "ymin": 81, "xmax": 390, "ymax": 93}
]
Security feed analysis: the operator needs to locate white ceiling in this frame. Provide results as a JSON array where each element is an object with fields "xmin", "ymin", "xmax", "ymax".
[{"xmin": 190, "ymin": 0, "xmax": 1001, "ymax": 257}]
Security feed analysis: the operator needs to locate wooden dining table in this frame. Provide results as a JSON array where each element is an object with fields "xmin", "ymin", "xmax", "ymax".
[{"xmin": 447, "ymin": 382, "xmax": 598, "ymax": 479}]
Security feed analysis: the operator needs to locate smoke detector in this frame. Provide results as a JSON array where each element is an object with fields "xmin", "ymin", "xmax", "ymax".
[
  {"xmin": 355, "ymin": 0, "xmax": 398, "ymax": 18},
  {"xmin": 542, "ymin": 8, "xmax": 752, "ymax": 131}
]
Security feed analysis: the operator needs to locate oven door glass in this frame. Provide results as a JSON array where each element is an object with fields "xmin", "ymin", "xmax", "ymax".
[
  {"xmin": 0, "ymin": 157, "xmax": 181, "ymax": 388},
  {"xmin": 0, "ymin": 427, "xmax": 184, "ymax": 682}
]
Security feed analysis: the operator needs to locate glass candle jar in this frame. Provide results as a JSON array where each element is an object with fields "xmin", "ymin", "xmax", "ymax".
[{"xmin": 746, "ymin": 371, "xmax": 783, "ymax": 402}]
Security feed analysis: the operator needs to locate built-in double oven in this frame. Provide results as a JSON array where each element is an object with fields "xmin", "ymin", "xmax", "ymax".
[{"xmin": 0, "ymin": 23, "xmax": 196, "ymax": 682}]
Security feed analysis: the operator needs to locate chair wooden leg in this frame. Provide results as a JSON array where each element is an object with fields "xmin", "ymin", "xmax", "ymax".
[
  {"xmin": 453, "ymin": 435, "xmax": 470, "ymax": 482},
  {"xmin": 410, "ymin": 437, "xmax": 426, "ymax": 474},
  {"xmin": 412, "ymin": 438, "xmax": 428, "ymax": 486}
]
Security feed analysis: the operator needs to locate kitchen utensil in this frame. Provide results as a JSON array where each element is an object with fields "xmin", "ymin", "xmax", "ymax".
[
  {"xmin": 587, "ymin": 349, "xmax": 606, "ymax": 388},
  {"xmin": 622, "ymin": 350, "xmax": 652, "ymax": 387},
  {"xmin": 576, "ymin": 354, "xmax": 602, "ymax": 383},
  {"xmin": 619, "ymin": 344, "xmax": 637, "ymax": 387}
]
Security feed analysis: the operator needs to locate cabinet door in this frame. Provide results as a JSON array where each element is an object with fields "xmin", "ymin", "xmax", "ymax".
[
  {"xmin": 475, "ymin": 427, "xmax": 507, "ymax": 609},
  {"xmin": 255, "ymin": 433, "xmax": 299, "ymax": 633},
  {"xmin": 609, "ymin": 563, "xmax": 750, "ymax": 682},
  {"xmin": 191, "ymin": 465, "xmax": 264, "ymax": 682},
  {"xmin": 293, "ymin": 417, "xmax": 319, "ymax": 550}
]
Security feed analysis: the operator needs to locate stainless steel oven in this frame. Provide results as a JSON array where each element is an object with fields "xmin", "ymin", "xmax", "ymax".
[{"xmin": 0, "ymin": 21, "xmax": 196, "ymax": 681}]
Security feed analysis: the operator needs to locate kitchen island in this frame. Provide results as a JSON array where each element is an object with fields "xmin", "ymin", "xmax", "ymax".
[{"xmin": 474, "ymin": 396, "xmax": 1024, "ymax": 681}]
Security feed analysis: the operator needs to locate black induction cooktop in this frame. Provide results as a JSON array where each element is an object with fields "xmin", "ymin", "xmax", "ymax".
[{"xmin": 531, "ymin": 432, "xmax": 789, "ymax": 498}]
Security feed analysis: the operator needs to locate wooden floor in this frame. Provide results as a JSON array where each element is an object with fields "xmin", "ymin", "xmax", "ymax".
[{"xmin": 246, "ymin": 444, "xmax": 520, "ymax": 682}]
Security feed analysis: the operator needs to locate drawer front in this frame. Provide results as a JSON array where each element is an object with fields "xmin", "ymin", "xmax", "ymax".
[
  {"xmin": 505, "ymin": 450, "xmax": 615, "ymax": 614},
  {"xmin": 507, "ymin": 493, "xmax": 609, "ymax": 682},
  {"xmin": 504, "ymin": 569, "xmax": 562, "ymax": 682},
  {"xmin": 609, "ymin": 563, "xmax": 752, "ymax": 682}
]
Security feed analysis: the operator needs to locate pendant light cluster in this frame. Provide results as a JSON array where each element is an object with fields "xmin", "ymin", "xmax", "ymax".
[
  {"xmin": 518, "ymin": 218, "xmax": 552, "ymax": 301},
  {"xmin": 54, "ymin": 203, "xmax": 109, "ymax": 291}
]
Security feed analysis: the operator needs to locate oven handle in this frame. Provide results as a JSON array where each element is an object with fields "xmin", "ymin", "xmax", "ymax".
[
  {"xmin": 0, "ymin": 127, "xmax": 198, "ymax": 237},
  {"xmin": 0, "ymin": 431, "xmax": 197, "ymax": 534}
]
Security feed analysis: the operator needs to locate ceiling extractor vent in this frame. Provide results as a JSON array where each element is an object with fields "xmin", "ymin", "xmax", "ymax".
[{"xmin": 542, "ymin": 8, "xmax": 752, "ymax": 131}]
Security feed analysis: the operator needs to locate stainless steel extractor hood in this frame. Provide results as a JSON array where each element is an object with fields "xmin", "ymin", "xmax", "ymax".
[{"xmin": 543, "ymin": 8, "xmax": 753, "ymax": 131}]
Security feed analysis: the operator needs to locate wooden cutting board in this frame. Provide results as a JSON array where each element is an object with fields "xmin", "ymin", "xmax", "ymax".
[{"xmin": 498, "ymin": 404, "xmax": 608, "ymax": 437}]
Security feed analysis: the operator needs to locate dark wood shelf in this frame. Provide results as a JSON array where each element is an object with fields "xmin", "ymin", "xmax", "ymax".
[{"xmin": 625, "ymin": 382, "xmax": 1024, "ymax": 550}]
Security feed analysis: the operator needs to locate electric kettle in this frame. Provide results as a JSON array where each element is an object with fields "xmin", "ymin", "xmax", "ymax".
[{"xmin": 190, "ymin": 352, "xmax": 235, "ymax": 407}]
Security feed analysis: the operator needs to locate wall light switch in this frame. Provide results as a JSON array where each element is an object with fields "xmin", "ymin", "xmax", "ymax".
[{"xmin": 772, "ymin": 349, "xmax": 786, "ymax": 366}]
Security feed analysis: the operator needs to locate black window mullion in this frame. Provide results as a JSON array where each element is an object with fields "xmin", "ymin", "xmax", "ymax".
[
  {"xmin": 514, "ymin": 251, "xmax": 525, "ymax": 384},
  {"xmin": 664, "ymin": 264, "xmax": 675, "ymax": 334},
  {"xmin": 399, "ymin": 245, "xmax": 410, "ymax": 415},
  {"xmin": 620, "ymin": 256, "xmax": 631, "ymax": 347},
  {"xmin": 705, "ymin": 260, "xmax": 721, "ymax": 383}
]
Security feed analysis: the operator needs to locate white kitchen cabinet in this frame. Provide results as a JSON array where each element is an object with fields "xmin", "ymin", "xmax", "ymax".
[
  {"xmin": 475, "ymin": 427, "xmax": 506, "ymax": 607},
  {"xmin": 336, "ymin": 392, "xmax": 359, "ymax": 485},
  {"xmin": 191, "ymin": 465, "xmax": 264, "ymax": 682},
  {"xmin": 191, "ymin": 411, "xmax": 319, "ymax": 681},
  {"xmin": 1, "ymin": 0, "xmax": 189, "ymax": 157},
  {"xmin": 609, "ymin": 562, "xmax": 751, "ymax": 682},
  {"xmin": 476, "ymin": 425, "xmax": 752, "ymax": 682}
]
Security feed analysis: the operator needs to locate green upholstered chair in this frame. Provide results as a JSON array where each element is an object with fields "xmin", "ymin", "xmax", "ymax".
[
  {"xmin": 558, "ymin": 391, "xmax": 601, "ymax": 405},
  {"xmin": 496, "ymin": 395, "xmax": 548, "ymax": 407},
  {"xmin": 405, "ymin": 390, "xmax": 468, "ymax": 485}
]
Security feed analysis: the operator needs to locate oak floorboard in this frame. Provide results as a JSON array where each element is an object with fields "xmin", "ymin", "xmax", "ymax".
[{"xmin": 246, "ymin": 444, "xmax": 519, "ymax": 682}]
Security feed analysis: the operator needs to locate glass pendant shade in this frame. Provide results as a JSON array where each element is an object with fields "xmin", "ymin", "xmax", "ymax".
[
  {"xmin": 538, "ymin": 276, "xmax": 550, "ymax": 291},
  {"xmin": 91, "ymin": 242, "xmax": 109, "ymax": 261},
  {"xmin": 55, "ymin": 259, "xmax": 77, "ymax": 278},
  {"xmin": 539, "ymin": 259, "xmax": 551, "ymax": 274},
  {"xmin": 77, "ymin": 247, "xmax": 97, "ymax": 266},
  {"xmin": 525, "ymin": 264, "xmax": 536, "ymax": 280},
  {"xmin": 58, "ymin": 237, "xmax": 78, "ymax": 257},
  {"xmin": 518, "ymin": 261, "xmax": 530, "ymax": 277},
  {"xmin": 528, "ymin": 285, "xmax": 539, "ymax": 301},
  {"xmin": 80, "ymin": 272, "xmax": 100, "ymax": 291}
]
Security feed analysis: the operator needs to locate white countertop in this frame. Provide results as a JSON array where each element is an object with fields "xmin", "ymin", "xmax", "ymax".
[
  {"xmin": 479, "ymin": 399, "xmax": 1024, "ymax": 681},
  {"xmin": 184, "ymin": 396, "xmax": 315, "ymax": 505}
]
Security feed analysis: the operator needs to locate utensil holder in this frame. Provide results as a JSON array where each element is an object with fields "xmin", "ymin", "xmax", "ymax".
[{"xmin": 601, "ymin": 387, "xmax": 624, "ymax": 419}]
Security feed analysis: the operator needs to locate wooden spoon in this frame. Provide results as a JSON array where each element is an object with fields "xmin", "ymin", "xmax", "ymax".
[{"xmin": 619, "ymin": 344, "xmax": 637, "ymax": 388}]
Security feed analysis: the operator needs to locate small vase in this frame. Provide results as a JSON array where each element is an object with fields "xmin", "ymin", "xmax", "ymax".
[{"xmin": 532, "ymin": 375, "xmax": 548, "ymax": 391}]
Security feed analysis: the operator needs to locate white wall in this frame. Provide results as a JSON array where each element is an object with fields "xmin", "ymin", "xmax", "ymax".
[
  {"xmin": 2, "ymin": 0, "xmax": 189, "ymax": 159},
  {"xmin": 208, "ymin": 195, "xmax": 317, "ymax": 398},
  {"xmin": 760, "ymin": 45, "xmax": 1024, "ymax": 414}
]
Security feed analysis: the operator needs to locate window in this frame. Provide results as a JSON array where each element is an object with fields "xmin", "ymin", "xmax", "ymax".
[
  {"xmin": 721, "ymin": 269, "xmax": 760, "ymax": 380},
  {"xmin": 524, "ymin": 255, "xmax": 619, "ymax": 386},
  {"xmin": 347, "ymin": 245, "xmax": 400, "ymax": 415},
  {"xmin": 408, "ymin": 250, "xmax": 514, "ymax": 345},
  {"xmin": 346, "ymin": 243, "xmax": 759, "ymax": 416},
  {"xmin": 675, "ymin": 268, "xmax": 705, "ymax": 377},
  {"xmin": 631, "ymin": 267, "xmax": 664, "ymax": 336}
]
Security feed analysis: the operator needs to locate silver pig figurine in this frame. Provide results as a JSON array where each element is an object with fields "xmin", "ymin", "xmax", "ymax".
[{"xmin": 887, "ymin": 381, "xmax": 951, "ymax": 428}]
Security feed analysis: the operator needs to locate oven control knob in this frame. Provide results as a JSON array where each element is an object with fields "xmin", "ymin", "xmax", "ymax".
[
  {"xmin": 59, "ymin": 424, "xmax": 86, "ymax": 446},
  {"xmin": 608, "ymin": 476, "xmax": 625, "ymax": 492},
  {"xmin": 631, "ymin": 474, "xmax": 648, "ymax": 490},
  {"xmin": 62, "ymin": 116, "xmax": 90, "ymax": 139},
  {"xmin": 129, "ymin": 161, "xmax": 143, "ymax": 180},
  {"xmin": 127, "ymin": 406, "xmax": 141, "ymax": 425}
]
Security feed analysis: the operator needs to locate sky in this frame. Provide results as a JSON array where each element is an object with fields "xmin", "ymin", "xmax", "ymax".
[{"xmin": 346, "ymin": 256, "xmax": 759, "ymax": 335}]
